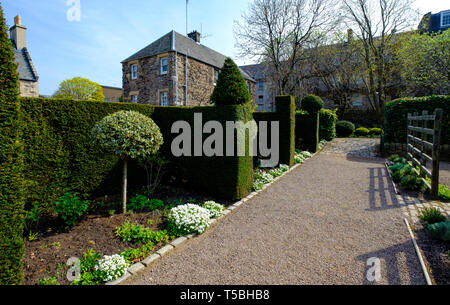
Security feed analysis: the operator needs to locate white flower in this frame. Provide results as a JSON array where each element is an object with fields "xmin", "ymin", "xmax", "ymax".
[
  {"xmin": 168, "ymin": 204, "xmax": 211, "ymax": 235},
  {"xmin": 95, "ymin": 254, "xmax": 128, "ymax": 282},
  {"xmin": 202, "ymin": 201, "xmax": 225, "ymax": 218}
]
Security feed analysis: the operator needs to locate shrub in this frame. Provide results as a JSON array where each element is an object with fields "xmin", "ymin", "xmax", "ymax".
[
  {"xmin": 95, "ymin": 254, "xmax": 128, "ymax": 282},
  {"xmin": 269, "ymin": 168, "xmax": 284, "ymax": 178},
  {"xmin": 319, "ymin": 109, "xmax": 337, "ymax": 141},
  {"xmin": 53, "ymin": 192, "xmax": 90, "ymax": 228},
  {"xmin": 91, "ymin": 110, "xmax": 164, "ymax": 213},
  {"xmin": 121, "ymin": 242, "xmax": 155, "ymax": 265},
  {"xmin": 295, "ymin": 111, "xmax": 319, "ymax": 153},
  {"xmin": 300, "ymin": 151, "xmax": 312, "ymax": 159},
  {"xmin": 202, "ymin": 201, "xmax": 225, "ymax": 218},
  {"xmin": 252, "ymin": 181, "xmax": 264, "ymax": 191},
  {"xmin": 426, "ymin": 221, "xmax": 450, "ymax": 242},
  {"xmin": 127, "ymin": 195, "xmax": 164, "ymax": 212},
  {"xmin": 354, "ymin": 127, "xmax": 370, "ymax": 137},
  {"xmin": 71, "ymin": 249, "xmax": 104, "ymax": 285},
  {"xmin": 0, "ymin": 2, "xmax": 24, "ymax": 285},
  {"xmin": 167, "ymin": 204, "xmax": 211, "ymax": 236},
  {"xmin": 418, "ymin": 207, "xmax": 447, "ymax": 225},
  {"xmin": 38, "ymin": 276, "xmax": 59, "ymax": 286},
  {"xmin": 336, "ymin": 121, "xmax": 355, "ymax": 137},
  {"xmin": 279, "ymin": 164, "xmax": 289, "ymax": 172},
  {"xmin": 210, "ymin": 58, "xmax": 251, "ymax": 106},
  {"xmin": 301, "ymin": 95, "xmax": 324, "ymax": 113},
  {"xmin": 388, "ymin": 154, "xmax": 400, "ymax": 162},
  {"xmin": 384, "ymin": 95, "xmax": 450, "ymax": 145},
  {"xmin": 438, "ymin": 184, "xmax": 450, "ymax": 200},
  {"xmin": 369, "ymin": 128, "xmax": 382, "ymax": 136},
  {"xmin": 116, "ymin": 221, "xmax": 170, "ymax": 244},
  {"xmin": 400, "ymin": 174, "xmax": 424, "ymax": 191},
  {"xmin": 255, "ymin": 172, "xmax": 275, "ymax": 184}
]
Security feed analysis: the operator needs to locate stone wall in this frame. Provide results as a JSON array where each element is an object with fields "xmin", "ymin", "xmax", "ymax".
[
  {"xmin": 19, "ymin": 80, "xmax": 38, "ymax": 97},
  {"xmin": 123, "ymin": 52, "xmax": 256, "ymax": 107}
]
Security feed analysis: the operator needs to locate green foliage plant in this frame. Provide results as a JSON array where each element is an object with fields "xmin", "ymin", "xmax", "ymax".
[{"xmin": 53, "ymin": 192, "xmax": 90, "ymax": 228}]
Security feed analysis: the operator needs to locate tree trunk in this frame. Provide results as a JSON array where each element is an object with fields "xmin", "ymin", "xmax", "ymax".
[{"xmin": 122, "ymin": 159, "xmax": 127, "ymax": 214}]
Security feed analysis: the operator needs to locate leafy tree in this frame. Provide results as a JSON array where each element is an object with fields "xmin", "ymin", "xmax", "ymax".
[
  {"xmin": 398, "ymin": 29, "xmax": 450, "ymax": 95},
  {"xmin": 53, "ymin": 77, "xmax": 105, "ymax": 101},
  {"xmin": 91, "ymin": 111, "xmax": 163, "ymax": 213},
  {"xmin": 210, "ymin": 58, "xmax": 251, "ymax": 105},
  {"xmin": 0, "ymin": 2, "xmax": 25, "ymax": 284}
]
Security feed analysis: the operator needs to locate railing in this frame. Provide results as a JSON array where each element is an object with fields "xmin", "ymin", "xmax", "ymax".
[{"xmin": 406, "ymin": 109, "xmax": 443, "ymax": 199}]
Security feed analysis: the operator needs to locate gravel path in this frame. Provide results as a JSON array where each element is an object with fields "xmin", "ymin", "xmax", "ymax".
[{"xmin": 126, "ymin": 139, "xmax": 425, "ymax": 285}]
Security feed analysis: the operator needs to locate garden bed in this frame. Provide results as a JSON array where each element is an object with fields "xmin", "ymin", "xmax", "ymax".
[{"xmin": 23, "ymin": 185, "xmax": 231, "ymax": 285}]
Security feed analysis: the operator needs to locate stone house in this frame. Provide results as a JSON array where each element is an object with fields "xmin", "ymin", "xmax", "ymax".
[
  {"xmin": 9, "ymin": 15, "xmax": 39, "ymax": 97},
  {"xmin": 101, "ymin": 85, "xmax": 123, "ymax": 102},
  {"xmin": 121, "ymin": 30, "xmax": 256, "ymax": 106},
  {"xmin": 239, "ymin": 64, "xmax": 275, "ymax": 112}
]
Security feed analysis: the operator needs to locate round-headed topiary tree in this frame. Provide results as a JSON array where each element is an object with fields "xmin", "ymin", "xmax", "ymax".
[
  {"xmin": 91, "ymin": 111, "xmax": 164, "ymax": 213},
  {"xmin": 210, "ymin": 58, "xmax": 251, "ymax": 106},
  {"xmin": 336, "ymin": 120, "xmax": 355, "ymax": 137},
  {"xmin": 301, "ymin": 95, "xmax": 324, "ymax": 113}
]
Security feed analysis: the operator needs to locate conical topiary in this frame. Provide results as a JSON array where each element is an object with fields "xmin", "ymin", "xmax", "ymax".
[
  {"xmin": 0, "ymin": 2, "xmax": 24, "ymax": 285},
  {"xmin": 210, "ymin": 58, "xmax": 251, "ymax": 106}
]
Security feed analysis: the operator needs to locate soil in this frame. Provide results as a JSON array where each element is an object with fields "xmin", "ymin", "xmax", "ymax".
[
  {"xmin": 412, "ymin": 225, "xmax": 450, "ymax": 285},
  {"xmin": 23, "ymin": 184, "xmax": 231, "ymax": 285}
]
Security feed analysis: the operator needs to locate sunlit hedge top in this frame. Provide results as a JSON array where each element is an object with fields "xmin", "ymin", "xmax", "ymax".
[{"xmin": 91, "ymin": 110, "xmax": 163, "ymax": 159}]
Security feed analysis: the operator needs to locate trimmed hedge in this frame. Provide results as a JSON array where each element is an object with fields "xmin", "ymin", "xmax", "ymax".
[
  {"xmin": 253, "ymin": 95, "xmax": 296, "ymax": 166},
  {"xmin": 336, "ymin": 121, "xmax": 355, "ymax": 137},
  {"xmin": 0, "ymin": 2, "xmax": 25, "ymax": 285},
  {"xmin": 384, "ymin": 95, "xmax": 450, "ymax": 145},
  {"xmin": 319, "ymin": 109, "xmax": 337, "ymax": 141},
  {"xmin": 16, "ymin": 98, "xmax": 254, "ymax": 217},
  {"xmin": 339, "ymin": 109, "xmax": 380, "ymax": 127},
  {"xmin": 301, "ymin": 95, "xmax": 324, "ymax": 114},
  {"xmin": 295, "ymin": 111, "xmax": 319, "ymax": 153}
]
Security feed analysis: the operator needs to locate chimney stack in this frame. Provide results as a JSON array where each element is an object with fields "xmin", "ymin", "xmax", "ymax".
[
  {"xmin": 10, "ymin": 15, "xmax": 27, "ymax": 50},
  {"xmin": 188, "ymin": 31, "xmax": 200, "ymax": 43}
]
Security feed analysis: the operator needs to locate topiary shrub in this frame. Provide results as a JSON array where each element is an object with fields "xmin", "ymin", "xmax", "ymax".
[
  {"xmin": 426, "ymin": 221, "xmax": 450, "ymax": 242},
  {"xmin": 210, "ymin": 58, "xmax": 251, "ymax": 106},
  {"xmin": 369, "ymin": 128, "xmax": 382, "ymax": 136},
  {"xmin": 91, "ymin": 110, "xmax": 163, "ymax": 213},
  {"xmin": 301, "ymin": 95, "xmax": 324, "ymax": 113},
  {"xmin": 336, "ymin": 121, "xmax": 355, "ymax": 137},
  {"xmin": 319, "ymin": 109, "xmax": 337, "ymax": 141},
  {"xmin": 0, "ymin": 3, "xmax": 25, "ymax": 285},
  {"xmin": 355, "ymin": 127, "xmax": 370, "ymax": 137}
]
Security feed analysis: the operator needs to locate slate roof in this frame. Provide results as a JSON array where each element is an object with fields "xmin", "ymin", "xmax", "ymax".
[
  {"xmin": 239, "ymin": 64, "xmax": 269, "ymax": 81},
  {"xmin": 122, "ymin": 30, "xmax": 255, "ymax": 82},
  {"xmin": 13, "ymin": 47, "xmax": 38, "ymax": 81}
]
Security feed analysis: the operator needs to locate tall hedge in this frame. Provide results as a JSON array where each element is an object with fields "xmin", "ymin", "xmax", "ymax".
[
  {"xmin": 253, "ymin": 95, "xmax": 296, "ymax": 167},
  {"xmin": 295, "ymin": 111, "xmax": 319, "ymax": 152},
  {"xmin": 0, "ymin": 3, "xmax": 25, "ymax": 284},
  {"xmin": 319, "ymin": 109, "xmax": 337, "ymax": 141},
  {"xmin": 339, "ymin": 109, "xmax": 380, "ymax": 127},
  {"xmin": 384, "ymin": 95, "xmax": 450, "ymax": 144}
]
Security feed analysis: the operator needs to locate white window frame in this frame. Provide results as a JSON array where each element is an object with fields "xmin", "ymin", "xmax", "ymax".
[
  {"xmin": 131, "ymin": 64, "xmax": 138, "ymax": 80},
  {"xmin": 131, "ymin": 95, "xmax": 138, "ymax": 103},
  {"xmin": 257, "ymin": 81, "xmax": 264, "ymax": 90},
  {"xmin": 441, "ymin": 11, "xmax": 450, "ymax": 27},
  {"xmin": 213, "ymin": 69, "xmax": 219, "ymax": 85},
  {"xmin": 160, "ymin": 58, "xmax": 168, "ymax": 75},
  {"xmin": 257, "ymin": 95, "xmax": 264, "ymax": 105},
  {"xmin": 160, "ymin": 92, "xmax": 169, "ymax": 106}
]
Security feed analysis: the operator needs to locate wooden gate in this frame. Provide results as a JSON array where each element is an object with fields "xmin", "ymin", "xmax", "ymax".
[{"xmin": 407, "ymin": 109, "xmax": 443, "ymax": 199}]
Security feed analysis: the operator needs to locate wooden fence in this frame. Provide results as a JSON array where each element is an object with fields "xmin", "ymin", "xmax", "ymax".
[{"xmin": 406, "ymin": 109, "xmax": 443, "ymax": 199}]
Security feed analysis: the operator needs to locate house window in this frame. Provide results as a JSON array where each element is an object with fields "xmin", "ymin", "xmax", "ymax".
[
  {"xmin": 160, "ymin": 58, "xmax": 168, "ymax": 75},
  {"xmin": 352, "ymin": 94, "xmax": 363, "ymax": 107},
  {"xmin": 257, "ymin": 81, "xmax": 264, "ymax": 90},
  {"xmin": 105, "ymin": 98, "xmax": 110, "ymax": 102},
  {"xmin": 214, "ymin": 69, "xmax": 219, "ymax": 85},
  {"xmin": 258, "ymin": 96, "xmax": 264, "ymax": 105},
  {"xmin": 160, "ymin": 92, "xmax": 169, "ymax": 106},
  {"xmin": 131, "ymin": 95, "xmax": 138, "ymax": 103},
  {"xmin": 131, "ymin": 64, "xmax": 138, "ymax": 80},
  {"xmin": 441, "ymin": 11, "xmax": 450, "ymax": 27}
]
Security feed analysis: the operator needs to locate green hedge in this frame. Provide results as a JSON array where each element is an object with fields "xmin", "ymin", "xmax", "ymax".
[
  {"xmin": 253, "ymin": 95, "xmax": 296, "ymax": 167},
  {"xmin": 295, "ymin": 111, "xmax": 319, "ymax": 153},
  {"xmin": 384, "ymin": 95, "xmax": 450, "ymax": 145},
  {"xmin": 319, "ymin": 109, "xmax": 337, "ymax": 141},
  {"xmin": 16, "ymin": 98, "xmax": 254, "ymax": 217}
]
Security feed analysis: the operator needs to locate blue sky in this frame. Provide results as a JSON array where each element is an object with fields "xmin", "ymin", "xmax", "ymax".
[{"xmin": 3, "ymin": 0, "xmax": 449, "ymax": 95}]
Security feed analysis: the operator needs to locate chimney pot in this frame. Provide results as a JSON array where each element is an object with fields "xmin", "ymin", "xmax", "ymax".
[
  {"xmin": 188, "ymin": 31, "xmax": 200, "ymax": 43},
  {"xmin": 14, "ymin": 15, "xmax": 21, "ymax": 25}
]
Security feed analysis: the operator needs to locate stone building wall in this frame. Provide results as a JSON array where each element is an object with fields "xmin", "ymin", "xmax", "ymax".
[
  {"xmin": 123, "ymin": 52, "xmax": 256, "ymax": 107},
  {"xmin": 19, "ymin": 80, "xmax": 39, "ymax": 97}
]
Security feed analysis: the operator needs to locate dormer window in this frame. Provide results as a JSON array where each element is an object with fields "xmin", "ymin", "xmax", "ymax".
[
  {"xmin": 441, "ymin": 11, "xmax": 450, "ymax": 27},
  {"xmin": 160, "ymin": 58, "xmax": 168, "ymax": 75},
  {"xmin": 131, "ymin": 64, "xmax": 138, "ymax": 80}
]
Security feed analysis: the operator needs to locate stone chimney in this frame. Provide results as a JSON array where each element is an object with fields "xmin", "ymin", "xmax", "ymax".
[
  {"xmin": 10, "ymin": 15, "xmax": 27, "ymax": 49},
  {"xmin": 347, "ymin": 29, "xmax": 353, "ymax": 43},
  {"xmin": 188, "ymin": 31, "xmax": 200, "ymax": 43}
]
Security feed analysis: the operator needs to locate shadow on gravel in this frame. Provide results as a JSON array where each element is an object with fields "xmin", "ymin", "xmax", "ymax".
[
  {"xmin": 357, "ymin": 241, "xmax": 426, "ymax": 285},
  {"xmin": 367, "ymin": 167, "xmax": 401, "ymax": 212}
]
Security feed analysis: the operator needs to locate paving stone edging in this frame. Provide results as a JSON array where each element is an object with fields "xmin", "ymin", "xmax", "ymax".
[{"xmin": 106, "ymin": 147, "xmax": 325, "ymax": 285}]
